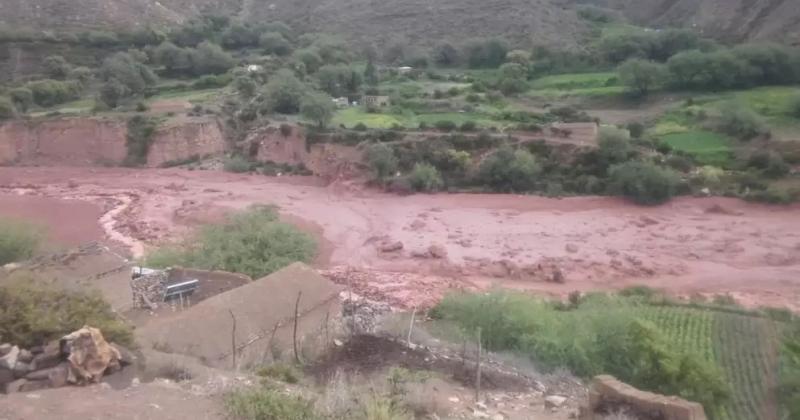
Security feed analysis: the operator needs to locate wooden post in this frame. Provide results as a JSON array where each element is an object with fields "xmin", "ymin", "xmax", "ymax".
[
  {"xmin": 228, "ymin": 309, "xmax": 237, "ymax": 370},
  {"xmin": 475, "ymin": 328, "xmax": 482, "ymax": 402},
  {"xmin": 406, "ymin": 307, "xmax": 417, "ymax": 346},
  {"xmin": 293, "ymin": 291, "xmax": 302, "ymax": 364}
]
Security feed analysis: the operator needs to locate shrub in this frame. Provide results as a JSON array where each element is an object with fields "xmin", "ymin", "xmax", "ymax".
[
  {"xmin": 0, "ymin": 274, "xmax": 133, "ymax": 348},
  {"xmin": 257, "ymin": 363, "xmax": 301, "ymax": 384},
  {"xmin": 598, "ymin": 126, "xmax": 634, "ymax": 166},
  {"xmin": 433, "ymin": 291, "xmax": 730, "ymax": 412},
  {"xmin": 608, "ymin": 161, "xmax": 681, "ymax": 205},
  {"xmin": 0, "ymin": 96, "xmax": 15, "ymax": 120},
  {"xmin": 747, "ymin": 151, "xmax": 790, "ymax": 179},
  {"xmin": 223, "ymin": 155, "xmax": 255, "ymax": 173},
  {"xmin": 192, "ymin": 42, "xmax": 236, "ymax": 75},
  {"xmin": 25, "ymin": 79, "xmax": 82, "ymax": 107},
  {"xmin": 225, "ymin": 387, "xmax": 318, "ymax": 420},
  {"xmin": 716, "ymin": 102, "xmax": 769, "ymax": 140},
  {"xmin": 300, "ymin": 93, "xmax": 335, "ymax": 129},
  {"xmin": 280, "ymin": 124, "xmax": 293, "ymax": 137},
  {"xmin": 408, "ymin": 163, "xmax": 444, "ymax": 192},
  {"xmin": 192, "ymin": 74, "xmax": 232, "ymax": 89},
  {"xmin": 43, "ymin": 55, "xmax": 71, "ymax": 80},
  {"xmin": 9, "ymin": 88, "xmax": 33, "ymax": 113},
  {"xmin": 353, "ymin": 122, "xmax": 368, "ymax": 131},
  {"xmin": 100, "ymin": 52, "xmax": 157, "ymax": 94},
  {"xmin": 479, "ymin": 146, "xmax": 539, "ymax": 192},
  {"xmin": 365, "ymin": 144, "xmax": 398, "ymax": 182},
  {"xmin": 99, "ymin": 78, "xmax": 129, "ymax": 109},
  {"xmin": 627, "ymin": 122, "xmax": 645, "ymax": 139},
  {"xmin": 144, "ymin": 206, "xmax": 316, "ymax": 279},
  {"xmin": 666, "ymin": 155, "xmax": 693, "ymax": 173},
  {"xmin": 746, "ymin": 188, "xmax": 799, "ymax": 205},
  {"xmin": 459, "ymin": 121, "xmax": 478, "ymax": 131},
  {"xmin": 618, "ymin": 59, "xmax": 665, "ymax": 97},
  {"xmin": 789, "ymin": 94, "xmax": 800, "ymax": 119},
  {"xmin": 434, "ymin": 120, "xmax": 457, "ymax": 132},
  {"xmin": 264, "ymin": 69, "xmax": 307, "ymax": 114},
  {"xmin": 124, "ymin": 115, "xmax": 159, "ymax": 166},
  {"xmin": 0, "ymin": 219, "xmax": 42, "ymax": 265}
]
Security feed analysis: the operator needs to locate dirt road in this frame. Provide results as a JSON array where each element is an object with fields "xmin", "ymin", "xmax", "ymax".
[{"xmin": 1, "ymin": 166, "xmax": 798, "ymax": 310}]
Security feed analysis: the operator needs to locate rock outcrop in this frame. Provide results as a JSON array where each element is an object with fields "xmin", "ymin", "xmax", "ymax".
[{"xmin": 580, "ymin": 375, "xmax": 707, "ymax": 420}]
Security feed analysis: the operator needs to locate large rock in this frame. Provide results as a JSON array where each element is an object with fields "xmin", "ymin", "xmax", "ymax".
[
  {"xmin": 62, "ymin": 326, "xmax": 122, "ymax": 384},
  {"xmin": 12, "ymin": 361, "xmax": 33, "ymax": 378},
  {"xmin": 583, "ymin": 375, "xmax": 707, "ymax": 420},
  {"xmin": 545, "ymin": 395, "xmax": 567, "ymax": 410},
  {"xmin": 111, "ymin": 343, "xmax": 138, "ymax": 367},
  {"xmin": 0, "ymin": 343, "xmax": 12, "ymax": 356},
  {"xmin": 32, "ymin": 342, "xmax": 64, "ymax": 371},
  {"xmin": 25, "ymin": 363, "xmax": 69, "ymax": 388},
  {"xmin": 17, "ymin": 349, "xmax": 34, "ymax": 364},
  {"xmin": 0, "ymin": 367, "xmax": 14, "ymax": 388},
  {"xmin": 0, "ymin": 345, "xmax": 19, "ymax": 370}
]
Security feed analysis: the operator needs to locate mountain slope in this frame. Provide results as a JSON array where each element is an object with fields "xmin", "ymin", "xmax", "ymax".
[{"xmin": 0, "ymin": 0, "xmax": 798, "ymax": 46}]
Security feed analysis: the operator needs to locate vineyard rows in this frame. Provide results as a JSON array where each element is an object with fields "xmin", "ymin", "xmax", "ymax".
[{"xmin": 638, "ymin": 306, "xmax": 781, "ymax": 420}]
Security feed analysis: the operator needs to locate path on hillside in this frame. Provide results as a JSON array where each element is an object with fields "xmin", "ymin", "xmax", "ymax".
[{"xmin": 0, "ymin": 167, "xmax": 798, "ymax": 310}]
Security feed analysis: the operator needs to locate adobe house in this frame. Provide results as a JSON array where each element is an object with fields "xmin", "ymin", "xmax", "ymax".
[{"xmin": 363, "ymin": 95, "xmax": 391, "ymax": 110}]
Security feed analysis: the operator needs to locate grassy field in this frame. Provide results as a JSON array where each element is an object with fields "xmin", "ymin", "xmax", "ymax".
[
  {"xmin": 331, "ymin": 107, "xmax": 510, "ymax": 129},
  {"xmin": 661, "ymin": 130, "xmax": 733, "ymax": 166},
  {"xmin": 527, "ymin": 72, "xmax": 623, "ymax": 98},
  {"xmin": 640, "ymin": 306, "xmax": 781, "ymax": 420}
]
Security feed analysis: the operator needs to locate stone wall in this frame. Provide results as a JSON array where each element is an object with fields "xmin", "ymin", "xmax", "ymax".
[
  {"xmin": 146, "ymin": 118, "xmax": 226, "ymax": 167},
  {"xmin": 131, "ymin": 270, "xmax": 168, "ymax": 310},
  {"xmin": 581, "ymin": 375, "xmax": 707, "ymax": 420}
]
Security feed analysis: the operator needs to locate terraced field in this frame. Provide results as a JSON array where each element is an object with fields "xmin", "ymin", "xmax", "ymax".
[{"xmin": 641, "ymin": 306, "xmax": 782, "ymax": 420}]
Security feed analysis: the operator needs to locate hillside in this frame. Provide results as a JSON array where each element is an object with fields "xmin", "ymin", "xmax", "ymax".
[
  {"xmin": 597, "ymin": 0, "xmax": 800, "ymax": 44},
  {"xmin": 2, "ymin": 0, "xmax": 799, "ymax": 46}
]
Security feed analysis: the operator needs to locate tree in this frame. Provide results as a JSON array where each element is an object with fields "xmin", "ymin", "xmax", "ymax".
[
  {"xmin": 598, "ymin": 126, "xmax": 634, "ymax": 166},
  {"xmin": 498, "ymin": 62, "xmax": 528, "ymax": 95},
  {"xmin": 25, "ymin": 79, "xmax": 82, "ymax": 107},
  {"xmin": 100, "ymin": 52, "xmax": 157, "ymax": 94},
  {"xmin": 317, "ymin": 65, "xmax": 362, "ymax": 97},
  {"xmin": 260, "ymin": 32, "xmax": 293, "ymax": 56},
  {"xmin": 364, "ymin": 58, "xmax": 379, "ymax": 86},
  {"xmin": 506, "ymin": 50, "xmax": 532, "ymax": 67},
  {"xmin": 9, "ymin": 88, "xmax": 33, "ymax": 113},
  {"xmin": 234, "ymin": 76, "xmax": 257, "ymax": 98},
  {"xmin": 300, "ymin": 93, "xmax": 335, "ymax": 129},
  {"xmin": 464, "ymin": 38, "xmax": 509, "ymax": 68},
  {"xmin": 0, "ymin": 96, "xmax": 15, "ymax": 120},
  {"xmin": 43, "ymin": 55, "xmax": 71, "ymax": 80},
  {"xmin": 264, "ymin": 69, "xmax": 307, "ymax": 114},
  {"xmin": 154, "ymin": 42, "xmax": 193, "ymax": 76},
  {"xmin": 433, "ymin": 42, "xmax": 460, "ymax": 66},
  {"xmin": 365, "ymin": 144, "xmax": 398, "ymax": 183},
  {"xmin": 68, "ymin": 67, "xmax": 93, "ymax": 87},
  {"xmin": 221, "ymin": 23, "xmax": 260, "ymax": 49},
  {"xmin": 479, "ymin": 146, "xmax": 539, "ymax": 192},
  {"xmin": 618, "ymin": 59, "xmax": 665, "ymax": 97},
  {"xmin": 293, "ymin": 48, "xmax": 323, "ymax": 74},
  {"xmin": 192, "ymin": 41, "xmax": 235, "ymax": 75},
  {"xmin": 608, "ymin": 161, "xmax": 680, "ymax": 205},
  {"xmin": 716, "ymin": 102, "xmax": 769, "ymax": 140},
  {"xmin": 99, "ymin": 78, "xmax": 129, "ymax": 109},
  {"xmin": 667, "ymin": 50, "xmax": 709, "ymax": 87},
  {"xmin": 409, "ymin": 163, "xmax": 444, "ymax": 192}
]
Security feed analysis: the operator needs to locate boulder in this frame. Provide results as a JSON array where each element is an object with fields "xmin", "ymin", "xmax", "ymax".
[
  {"xmin": 565, "ymin": 244, "xmax": 579, "ymax": 253},
  {"xmin": 12, "ymin": 361, "xmax": 33, "ymax": 378},
  {"xmin": 62, "ymin": 326, "xmax": 122, "ymax": 384},
  {"xmin": 545, "ymin": 395, "xmax": 567, "ymax": 410},
  {"xmin": 26, "ymin": 363, "xmax": 69, "ymax": 388},
  {"xmin": 18, "ymin": 379, "xmax": 50, "ymax": 393},
  {"xmin": 0, "ymin": 343, "xmax": 12, "ymax": 356},
  {"xmin": 0, "ymin": 367, "xmax": 14, "ymax": 388},
  {"xmin": 110, "ymin": 343, "xmax": 138, "ymax": 367},
  {"xmin": 4, "ymin": 378, "xmax": 27, "ymax": 394},
  {"xmin": 379, "ymin": 241, "xmax": 404, "ymax": 253},
  {"xmin": 428, "ymin": 244, "xmax": 448, "ymax": 259},
  {"xmin": 0, "ymin": 345, "xmax": 19, "ymax": 370},
  {"xmin": 17, "ymin": 349, "xmax": 34, "ymax": 364},
  {"xmin": 32, "ymin": 341, "xmax": 64, "ymax": 370}
]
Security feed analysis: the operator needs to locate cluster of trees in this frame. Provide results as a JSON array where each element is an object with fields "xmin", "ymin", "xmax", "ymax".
[
  {"xmin": 152, "ymin": 41, "xmax": 236, "ymax": 77},
  {"xmin": 619, "ymin": 43, "xmax": 800, "ymax": 97}
]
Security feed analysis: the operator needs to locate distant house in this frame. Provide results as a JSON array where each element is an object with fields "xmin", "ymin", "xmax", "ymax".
[
  {"xmin": 363, "ymin": 95, "xmax": 390, "ymax": 110},
  {"xmin": 397, "ymin": 66, "xmax": 413, "ymax": 75},
  {"xmin": 332, "ymin": 97, "xmax": 349, "ymax": 108},
  {"xmin": 246, "ymin": 64, "xmax": 263, "ymax": 73}
]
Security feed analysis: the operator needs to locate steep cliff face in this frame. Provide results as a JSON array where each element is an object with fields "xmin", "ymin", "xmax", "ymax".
[{"xmin": 0, "ymin": 116, "xmax": 226, "ymax": 167}]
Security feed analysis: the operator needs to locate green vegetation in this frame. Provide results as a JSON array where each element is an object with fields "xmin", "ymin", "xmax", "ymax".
[
  {"xmin": 408, "ymin": 163, "xmax": 444, "ymax": 192},
  {"xmin": 661, "ymin": 131, "xmax": 732, "ymax": 167},
  {"xmin": 365, "ymin": 144, "xmax": 399, "ymax": 183},
  {"xmin": 301, "ymin": 93, "xmax": 336, "ymax": 128},
  {"xmin": 124, "ymin": 115, "xmax": 159, "ymax": 166},
  {"xmin": 144, "ymin": 206, "xmax": 316, "ymax": 279},
  {"xmin": 0, "ymin": 273, "xmax": 133, "ymax": 348},
  {"xmin": 608, "ymin": 161, "xmax": 681, "ymax": 205},
  {"xmin": 225, "ymin": 388, "xmax": 318, "ymax": 420},
  {"xmin": 781, "ymin": 323, "xmax": 800, "ymax": 420},
  {"xmin": 0, "ymin": 219, "xmax": 43, "ymax": 265},
  {"xmin": 478, "ymin": 146, "xmax": 540, "ymax": 192},
  {"xmin": 0, "ymin": 96, "xmax": 15, "ymax": 120},
  {"xmin": 257, "ymin": 363, "xmax": 301, "ymax": 384},
  {"xmin": 433, "ymin": 290, "xmax": 788, "ymax": 419},
  {"xmin": 618, "ymin": 59, "xmax": 665, "ymax": 97}
]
